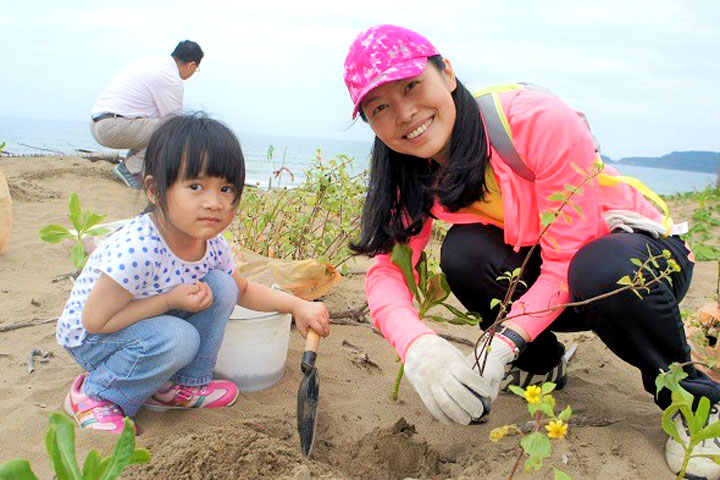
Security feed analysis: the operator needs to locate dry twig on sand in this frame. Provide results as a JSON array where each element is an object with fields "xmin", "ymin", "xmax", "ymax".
[
  {"xmin": 0, "ymin": 317, "xmax": 57, "ymax": 333},
  {"xmin": 27, "ymin": 348, "xmax": 53, "ymax": 374},
  {"xmin": 330, "ymin": 303, "xmax": 369, "ymax": 324},
  {"xmin": 341, "ymin": 340, "xmax": 382, "ymax": 371},
  {"xmin": 518, "ymin": 415, "xmax": 622, "ymax": 433}
]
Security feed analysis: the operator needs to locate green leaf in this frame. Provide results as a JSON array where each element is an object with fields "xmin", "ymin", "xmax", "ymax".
[
  {"xmin": 541, "ymin": 382, "xmax": 557, "ymax": 394},
  {"xmin": 466, "ymin": 311, "xmax": 483, "ymax": 324},
  {"xmin": 490, "ymin": 298, "xmax": 501, "ymax": 310},
  {"xmin": 83, "ymin": 450, "xmax": 103, "ymax": 480},
  {"xmin": 695, "ymin": 396, "xmax": 711, "ymax": 432},
  {"xmin": 0, "ymin": 459, "xmax": 39, "ymax": 480},
  {"xmin": 417, "ymin": 251, "xmax": 428, "ymax": 292},
  {"xmin": 630, "ymin": 258, "xmax": 643, "ymax": 267},
  {"xmin": 441, "ymin": 302, "xmax": 466, "ymax": 319},
  {"xmin": 541, "ymin": 211, "xmax": 556, "ymax": 228},
  {"xmin": 520, "ymin": 432, "xmax": 552, "ymax": 472},
  {"xmin": 661, "ymin": 405, "xmax": 684, "ymax": 444},
  {"xmin": 68, "ymin": 194, "xmax": 83, "ymax": 232},
  {"xmin": 86, "ymin": 227, "xmax": 110, "ymax": 237},
  {"xmin": 428, "ymin": 315, "xmax": 450, "ymax": 324},
  {"xmin": 45, "ymin": 422, "xmax": 68, "ymax": 480},
  {"xmin": 508, "ymin": 385, "xmax": 526, "ymax": 398},
  {"xmin": 553, "ymin": 469, "xmax": 572, "ymax": 480},
  {"xmin": 696, "ymin": 418, "xmax": 720, "ymax": 442},
  {"xmin": 689, "ymin": 453, "xmax": 720, "ymax": 465},
  {"xmin": 529, "ymin": 401, "xmax": 555, "ymax": 417},
  {"xmin": 548, "ymin": 192, "xmax": 566, "ymax": 202},
  {"xmin": 48, "ymin": 413, "xmax": 83, "ymax": 480},
  {"xmin": 655, "ymin": 370, "xmax": 668, "ymax": 398},
  {"xmin": 98, "ymin": 418, "xmax": 137, "ymax": 480},
  {"xmin": 391, "ymin": 244, "xmax": 419, "ymax": 299},
  {"xmin": 128, "ymin": 449, "xmax": 151, "ymax": 465},
  {"xmin": 71, "ymin": 242, "xmax": 86, "ymax": 271},
  {"xmin": 558, "ymin": 405, "xmax": 572, "ymax": 421},
  {"xmin": 39, "ymin": 225, "xmax": 74, "ymax": 243},
  {"xmin": 426, "ymin": 274, "xmax": 450, "ymax": 304},
  {"xmin": 616, "ymin": 275, "xmax": 633, "ymax": 286},
  {"xmin": 82, "ymin": 213, "xmax": 107, "ymax": 232}
]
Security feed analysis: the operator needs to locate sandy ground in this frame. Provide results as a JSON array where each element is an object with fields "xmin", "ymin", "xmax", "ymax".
[{"xmin": 0, "ymin": 155, "xmax": 715, "ymax": 479}]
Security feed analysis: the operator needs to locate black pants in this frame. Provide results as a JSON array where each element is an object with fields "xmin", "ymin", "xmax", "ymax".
[{"xmin": 440, "ymin": 223, "xmax": 720, "ymax": 409}]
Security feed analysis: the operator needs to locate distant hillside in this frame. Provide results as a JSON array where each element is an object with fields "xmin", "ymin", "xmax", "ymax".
[{"xmin": 604, "ymin": 151, "xmax": 720, "ymax": 173}]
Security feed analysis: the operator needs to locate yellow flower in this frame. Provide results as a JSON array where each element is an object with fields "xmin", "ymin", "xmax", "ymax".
[
  {"xmin": 545, "ymin": 419, "xmax": 569, "ymax": 439},
  {"xmin": 489, "ymin": 427, "xmax": 507, "ymax": 442},
  {"xmin": 524, "ymin": 385, "xmax": 542, "ymax": 404},
  {"xmin": 489, "ymin": 425, "xmax": 520, "ymax": 442}
]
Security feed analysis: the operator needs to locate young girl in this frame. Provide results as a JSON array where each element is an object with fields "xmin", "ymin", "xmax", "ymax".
[
  {"xmin": 57, "ymin": 113, "xmax": 330, "ymax": 434},
  {"xmin": 343, "ymin": 25, "xmax": 720, "ymax": 478}
]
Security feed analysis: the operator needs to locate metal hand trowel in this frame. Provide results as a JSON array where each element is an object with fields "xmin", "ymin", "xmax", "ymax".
[{"xmin": 296, "ymin": 328, "xmax": 320, "ymax": 457}]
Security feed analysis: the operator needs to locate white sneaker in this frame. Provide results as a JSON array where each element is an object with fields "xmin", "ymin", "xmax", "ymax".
[{"xmin": 666, "ymin": 403, "xmax": 720, "ymax": 480}]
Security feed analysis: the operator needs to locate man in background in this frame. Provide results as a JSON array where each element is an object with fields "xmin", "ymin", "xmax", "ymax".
[{"xmin": 90, "ymin": 40, "xmax": 203, "ymax": 188}]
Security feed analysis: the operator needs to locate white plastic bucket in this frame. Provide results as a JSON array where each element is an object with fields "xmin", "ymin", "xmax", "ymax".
[{"xmin": 214, "ymin": 306, "xmax": 292, "ymax": 392}]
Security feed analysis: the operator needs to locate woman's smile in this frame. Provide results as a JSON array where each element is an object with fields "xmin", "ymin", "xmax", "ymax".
[{"xmin": 404, "ymin": 115, "xmax": 434, "ymax": 140}]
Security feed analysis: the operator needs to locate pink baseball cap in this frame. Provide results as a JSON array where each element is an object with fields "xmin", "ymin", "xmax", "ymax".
[{"xmin": 343, "ymin": 24, "xmax": 440, "ymax": 118}]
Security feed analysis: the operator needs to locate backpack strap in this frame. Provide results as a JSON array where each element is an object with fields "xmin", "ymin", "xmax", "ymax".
[
  {"xmin": 474, "ymin": 84, "xmax": 674, "ymax": 233},
  {"xmin": 474, "ymin": 86, "xmax": 536, "ymax": 182}
]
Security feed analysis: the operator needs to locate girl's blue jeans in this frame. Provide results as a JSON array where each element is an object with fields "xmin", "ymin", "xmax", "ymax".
[{"xmin": 67, "ymin": 270, "xmax": 239, "ymax": 417}]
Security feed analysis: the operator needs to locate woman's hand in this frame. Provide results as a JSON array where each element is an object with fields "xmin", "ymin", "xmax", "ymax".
[
  {"xmin": 291, "ymin": 299, "xmax": 330, "ymax": 338},
  {"xmin": 467, "ymin": 327, "xmax": 521, "ymax": 400},
  {"xmin": 404, "ymin": 334, "xmax": 494, "ymax": 424},
  {"xmin": 165, "ymin": 282, "xmax": 213, "ymax": 312}
]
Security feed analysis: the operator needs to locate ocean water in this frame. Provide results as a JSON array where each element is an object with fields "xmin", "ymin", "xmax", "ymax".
[
  {"xmin": 0, "ymin": 116, "xmax": 373, "ymax": 187},
  {"xmin": 1, "ymin": 116, "xmax": 716, "ymax": 195}
]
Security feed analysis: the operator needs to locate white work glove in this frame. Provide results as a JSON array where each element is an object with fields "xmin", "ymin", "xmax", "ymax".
[
  {"xmin": 467, "ymin": 331, "xmax": 520, "ymax": 401},
  {"xmin": 404, "ymin": 334, "xmax": 494, "ymax": 425},
  {"xmin": 602, "ymin": 210, "xmax": 667, "ymax": 238}
]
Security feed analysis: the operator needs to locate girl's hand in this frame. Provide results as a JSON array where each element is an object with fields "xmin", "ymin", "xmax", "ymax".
[
  {"xmin": 165, "ymin": 282, "xmax": 214, "ymax": 312},
  {"xmin": 292, "ymin": 300, "xmax": 330, "ymax": 338}
]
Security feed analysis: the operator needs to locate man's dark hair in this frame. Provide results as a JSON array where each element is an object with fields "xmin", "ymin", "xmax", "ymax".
[{"xmin": 171, "ymin": 40, "xmax": 204, "ymax": 65}]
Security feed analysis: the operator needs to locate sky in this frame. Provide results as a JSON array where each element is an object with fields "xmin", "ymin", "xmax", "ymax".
[{"xmin": 2, "ymin": 0, "xmax": 719, "ymax": 159}]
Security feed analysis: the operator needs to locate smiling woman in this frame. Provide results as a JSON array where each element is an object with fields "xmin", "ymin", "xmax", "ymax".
[{"xmin": 343, "ymin": 24, "xmax": 720, "ymax": 479}]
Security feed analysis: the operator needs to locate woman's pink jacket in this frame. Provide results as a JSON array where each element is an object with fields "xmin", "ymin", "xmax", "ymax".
[{"xmin": 365, "ymin": 88, "xmax": 665, "ymax": 361}]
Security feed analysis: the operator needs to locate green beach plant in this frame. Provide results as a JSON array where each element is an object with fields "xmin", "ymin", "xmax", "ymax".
[
  {"xmin": 0, "ymin": 412, "xmax": 149, "ymax": 480},
  {"xmin": 232, "ymin": 151, "xmax": 366, "ymax": 273},
  {"xmin": 657, "ymin": 363, "xmax": 720, "ymax": 479},
  {"xmin": 490, "ymin": 382, "xmax": 572, "ymax": 479},
  {"xmin": 39, "ymin": 193, "xmax": 109, "ymax": 271}
]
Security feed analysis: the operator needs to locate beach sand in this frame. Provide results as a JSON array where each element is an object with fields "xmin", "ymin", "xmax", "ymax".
[{"xmin": 0, "ymin": 155, "xmax": 713, "ymax": 479}]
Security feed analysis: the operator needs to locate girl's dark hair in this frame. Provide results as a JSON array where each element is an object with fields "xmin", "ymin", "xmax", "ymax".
[
  {"xmin": 350, "ymin": 56, "xmax": 490, "ymax": 256},
  {"xmin": 143, "ymin": 112, "xmax": 245, "ymax": 216}
]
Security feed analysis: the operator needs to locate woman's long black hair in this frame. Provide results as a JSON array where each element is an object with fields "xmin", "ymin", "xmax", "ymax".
[{"xmin": 349, "ymin": 56, "xmax": 490, "ymax": 257}]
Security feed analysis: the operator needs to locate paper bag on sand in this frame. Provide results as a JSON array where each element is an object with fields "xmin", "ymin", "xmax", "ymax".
[{"xmin": 231, "ymin": 245, "xmax": 341, "ymax": 300}]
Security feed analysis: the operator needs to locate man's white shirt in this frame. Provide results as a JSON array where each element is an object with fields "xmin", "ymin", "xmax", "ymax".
[{"xmin": 91, "ymin": 56, "xmax": 183, "ymax": 118}]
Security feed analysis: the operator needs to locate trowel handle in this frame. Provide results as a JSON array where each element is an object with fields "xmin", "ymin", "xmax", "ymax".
[{"xmin": 304, "ymin": 329, "xmax": 321, "ymax": 353}]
